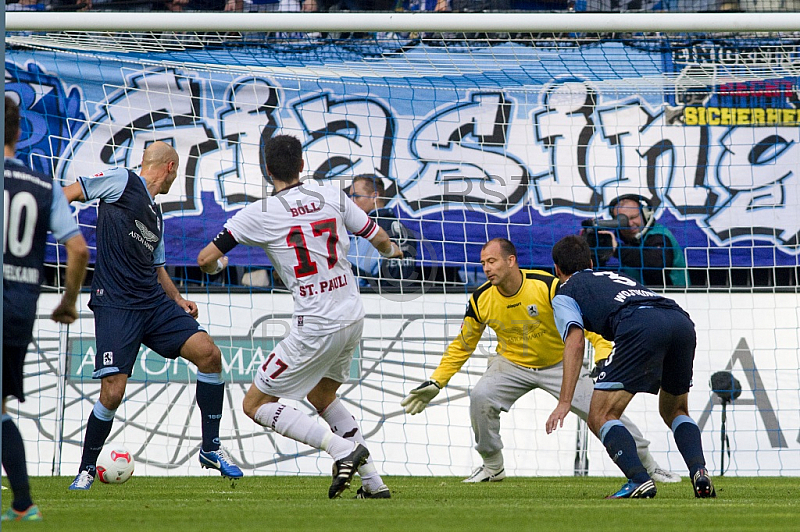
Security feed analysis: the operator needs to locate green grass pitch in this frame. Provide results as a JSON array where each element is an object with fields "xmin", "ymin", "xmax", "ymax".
[{"xmin": 3, "ymin": 475, "xmax": 799, "ymax": 531}]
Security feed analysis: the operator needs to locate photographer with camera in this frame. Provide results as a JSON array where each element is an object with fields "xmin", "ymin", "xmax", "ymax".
[{"xmin": 581, "ymin": 195, "xmax": 688, "ymax": 288}]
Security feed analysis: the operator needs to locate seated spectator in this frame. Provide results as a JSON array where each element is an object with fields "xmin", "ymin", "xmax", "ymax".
[
  {"xmin": 165, "ymin": 0, "xmax": 241, "ymax": 10},
  {"xmin": 346, "ymin": 174, "xmax": 420, "ymax": 291},
  {"xmin": 6, "ymin": 0, "xmax": 51, "ymax": 9},
  {"xmin": 584, "ymin": 194, "xmax": 688, "ymax": 287},
  {"xmin": 579, "ymin": 0, "xmax": 720, "ymax": 11},
  {"xmin": 245, "ymin": 0, "xmax": 300, "ymax": 12},
  {"xmin": 302, "ymin": 0, "xmax": 394, "ymax": 10}
]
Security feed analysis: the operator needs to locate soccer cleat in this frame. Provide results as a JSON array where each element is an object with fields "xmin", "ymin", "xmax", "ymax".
[
  {"xmin": 605, "ymin": 479, "xmax": 657, "ymax": 499},
  {"xmin": 1, "ymin": 504, "xmax": 43, "ymax": 521},
  {"xmin": 355, "ymin": 485, "xmax": 391, "ymax": 499},
  {"xmin": 328, "ymin": 444, "xmax": 370, "ymax": 499},
  {"xmin": 199, "ymin": 447, "xmax": 244, "ymax": 479},
  {"xmin": 649, "ymin": 467, "xmax": 681, "ymax": 483},
  {"xmin": 692, "ymin": 468, "xmax": 717, "ymax": 498},
  {"xmin": 68, "ymin": 468, "xmax": 95, "ymax": 491},
  {"xmin": 462, "ymin": 465, "xmax": 506, "ymax": 483}
]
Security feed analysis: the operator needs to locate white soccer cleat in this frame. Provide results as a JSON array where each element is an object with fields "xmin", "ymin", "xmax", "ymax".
[
  {"xmin": 462, "ymin": 465, "xmax": 506, "ymax": 483},
  {"xmin": 650, "ymin": 467, "xmax": 681, "ymax": 483}
]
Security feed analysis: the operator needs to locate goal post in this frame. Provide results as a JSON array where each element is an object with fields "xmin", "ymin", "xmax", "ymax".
[{"xmin": 6, "ymin": 12, "xmax": 800, "ymax": 479}]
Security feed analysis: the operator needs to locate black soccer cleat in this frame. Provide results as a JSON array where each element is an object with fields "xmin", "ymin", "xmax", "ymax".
[
  {"xmin": 692, "ymin": 468, "xmax": 717, "ymax": 498},
  {"xmin": 355, "ymin": 485, "xmax": 391, "ymax": 499},
  {"xmin": 328, "ymin": 444, "xmax": 370, "ymax": 499}
]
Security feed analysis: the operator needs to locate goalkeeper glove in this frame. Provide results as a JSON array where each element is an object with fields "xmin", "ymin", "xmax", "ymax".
[
  {"xmin": 400, "ymin": 380, "xmax": 441, "ymax": 415},
  {"xmin": 590, "ymin": 359, "xmax": 606, "ymax": 380}
]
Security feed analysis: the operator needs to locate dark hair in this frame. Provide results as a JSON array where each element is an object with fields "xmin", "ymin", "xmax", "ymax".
[
  {"xmin": 352, "ymin": 174, "xmax": 386, "ymax": 198},
  {"xmin": 552, "ymin": 235, "xmax": 592, "ymax": 275},
  {"xmin": 482, "ymin": 237, "xmax": 517, "ymax": 259},
  {"xmin": 263, "ymin": 134, "xmax": 303, "ymax": 183},
  {"xmin": 5, "ymin": 96, "xmax": 20, "ymax": 149}
]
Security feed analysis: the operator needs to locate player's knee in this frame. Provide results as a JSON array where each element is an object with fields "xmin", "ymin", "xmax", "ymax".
[
  {"xmin": 468, "ymin": 384, "xmax": 493, "ymax": 411},
  {"xmin": 587, "ymin": 411, "xmax": 606, "ymax": 434},
  {"xmin": 242, "ymin": 398, "xmax": 257, "ymax": 421},
  {"xmin": 100, "ymin": 389, "xmax": 124, "ymax": 410},
  {"xmin": 99, "ymin": 375, "xmax": 127, "ymax": 409},
  {"xmin": 306, "ymin": 390, "xmax": 334, "ymax": 412},
  {"xmin": 194, "ymin": 342, "xmax": 222, "ymax": 374},
  {"xmin": 242, "ymin": 395, "xmax": 269, "ymax": 421}
]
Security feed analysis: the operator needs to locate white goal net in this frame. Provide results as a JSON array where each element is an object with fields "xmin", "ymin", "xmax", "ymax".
[{"xmin": 5, "ymin": 12, "xmax": 800, "ymax": 479}]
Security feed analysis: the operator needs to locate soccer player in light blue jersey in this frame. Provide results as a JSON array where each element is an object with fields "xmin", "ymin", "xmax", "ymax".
[
  {"xmin": 62, "ymin": 141, "xmax": 242, "ymax": 490},
  {"xmin": 3, "ymin": 96, "xmax": 89, "ymax": 521},
  {"xmin": 547, "ymin": 235, "xmax": 715, "ymax": 499}
]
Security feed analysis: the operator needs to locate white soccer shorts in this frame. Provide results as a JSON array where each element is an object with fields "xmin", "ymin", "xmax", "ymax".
[{"xmin": 253, "ymin": 318, "xmax": 363, "ymax": 400}]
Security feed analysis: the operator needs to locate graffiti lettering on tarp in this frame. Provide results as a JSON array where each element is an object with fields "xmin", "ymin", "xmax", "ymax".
[
  {"xmin": 534, "ymin": 79, "xmax": 713, "ymax": 218},
  {"xmin": 7, "ymin": 57, "xmax": 800, "ymax": 258},
  {"xmin": 404, "ymin": 92, "xmax": 529, "ymax": 214},
  {"xmin": 4, "ymin": 62, "xmax": 84, "ymax": 177}
]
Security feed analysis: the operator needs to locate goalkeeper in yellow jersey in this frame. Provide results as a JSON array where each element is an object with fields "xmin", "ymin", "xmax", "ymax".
[{"xmin": 401, "ymin": 238, "xmax": 679, "ymax": 483}]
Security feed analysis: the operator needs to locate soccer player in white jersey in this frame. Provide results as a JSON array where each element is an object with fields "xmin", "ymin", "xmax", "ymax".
[{"xmin": 197, "ymin": 134, "xmax": 402, "ymax": 499}]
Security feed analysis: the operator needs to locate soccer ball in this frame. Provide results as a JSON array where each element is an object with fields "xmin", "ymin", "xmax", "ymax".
[{"xmin": 96, "ymin": 445, "xmax": 135, "ymax": 484}]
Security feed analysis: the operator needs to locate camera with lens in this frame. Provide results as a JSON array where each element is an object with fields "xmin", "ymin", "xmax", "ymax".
[{"xmin": 580, "ymin": 214, "xmax": 629, "ymax": 265}]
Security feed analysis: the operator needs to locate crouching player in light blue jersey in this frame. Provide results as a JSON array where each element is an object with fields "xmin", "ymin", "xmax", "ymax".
[
  {"xmin": 546, "ymin": 235, "xmax": 715, "ymax": 499},
  {"xmin": 3, "ymin": 96, "xmax": 89, "ymax": 521},
  {"xmin": 62, "ymin": 141, "xmax": 242, "ymax": 490}
]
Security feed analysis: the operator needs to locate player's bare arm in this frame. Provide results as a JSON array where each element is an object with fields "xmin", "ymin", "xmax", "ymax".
[
  {"xmin": 51, "ymin": 233, "xmax": 90, "ymax": 324},
  {"xmin": 157, "ymin": 266, "xmax": 199, "ymax": 318},
  {"xmin": 197, "ymin": 241, "xmax": 229, "ymax": 275},
  {"xmin": 62, "ymin": 181, "xmax": 86, "ymax": 203},
  {"xmin": 546, "ymin": 325, "xmax": 585, "ymax": 434},
  {"xmin": 370, "ymin": 227, "xmax": 403, "ymax": 259}
]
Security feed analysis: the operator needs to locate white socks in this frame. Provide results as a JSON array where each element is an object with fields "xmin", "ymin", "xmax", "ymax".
[
  {"xmin": 319, "ymin": 398, "xmax": 384, "ymax": 492},
  {"xmin": 254, "ymin": 402, "xmax": 353, "ymax": 460},
  {"xmin": 482, "ymin": 450, "xmax": 504, "ymax": 472}
]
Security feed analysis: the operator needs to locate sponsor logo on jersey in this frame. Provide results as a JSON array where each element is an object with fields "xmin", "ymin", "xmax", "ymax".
[
  {"xmin": 135, "ymin": 220, "xmax": 159, "ymax": 242},
  {"xmin": 506, "ymin": 302, "xmax": 521, "ymax": 309}
]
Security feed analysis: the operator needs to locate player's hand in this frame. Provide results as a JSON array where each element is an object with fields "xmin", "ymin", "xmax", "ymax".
[
  {"xmin": 379, "ymin": 242, "xmax": 403, "ymax": 259},
  {"xmin": 177, "ymin": 298, "xmax": 199, "ymax": 319},
  {"xmin": 546, "ymin": 401, "xmax": 572, "ymax": 434},
  {"xmin": 50, "ymin": 300, "xmax": 79, "ymax": 324},
  {"xmin": 401, "ymin": 380, "xmax": 440, "ymax": 415},
  {"xmin": 387, "ymin": 242, "xmax": 403, "ymax": 259}
]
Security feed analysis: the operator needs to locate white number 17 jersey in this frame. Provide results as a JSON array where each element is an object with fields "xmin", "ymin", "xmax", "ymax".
[{"xmin": 224, "ymin": 179, "xmax": 378, "ymax": 334}]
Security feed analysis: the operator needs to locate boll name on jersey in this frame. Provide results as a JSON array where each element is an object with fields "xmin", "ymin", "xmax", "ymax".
[
  {"xmin": 128, "ymin": 229, "xmax": 155, "ymax": 252},
  {"xmin": 614, "ymin": 288, "xmax": 658, "ymax": 303},
  {"xmin": 290, "ymin": 202, "xmax": 321, "ymax": 217},
  {"xmin": 3, "ymin": 263, "xmax": 39, "ymax": 284}
]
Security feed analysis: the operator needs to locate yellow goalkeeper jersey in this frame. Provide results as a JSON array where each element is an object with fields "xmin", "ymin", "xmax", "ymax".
[{"xmin": 430, "ymin": 269, "xmax": 612, "ymax": 387}]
